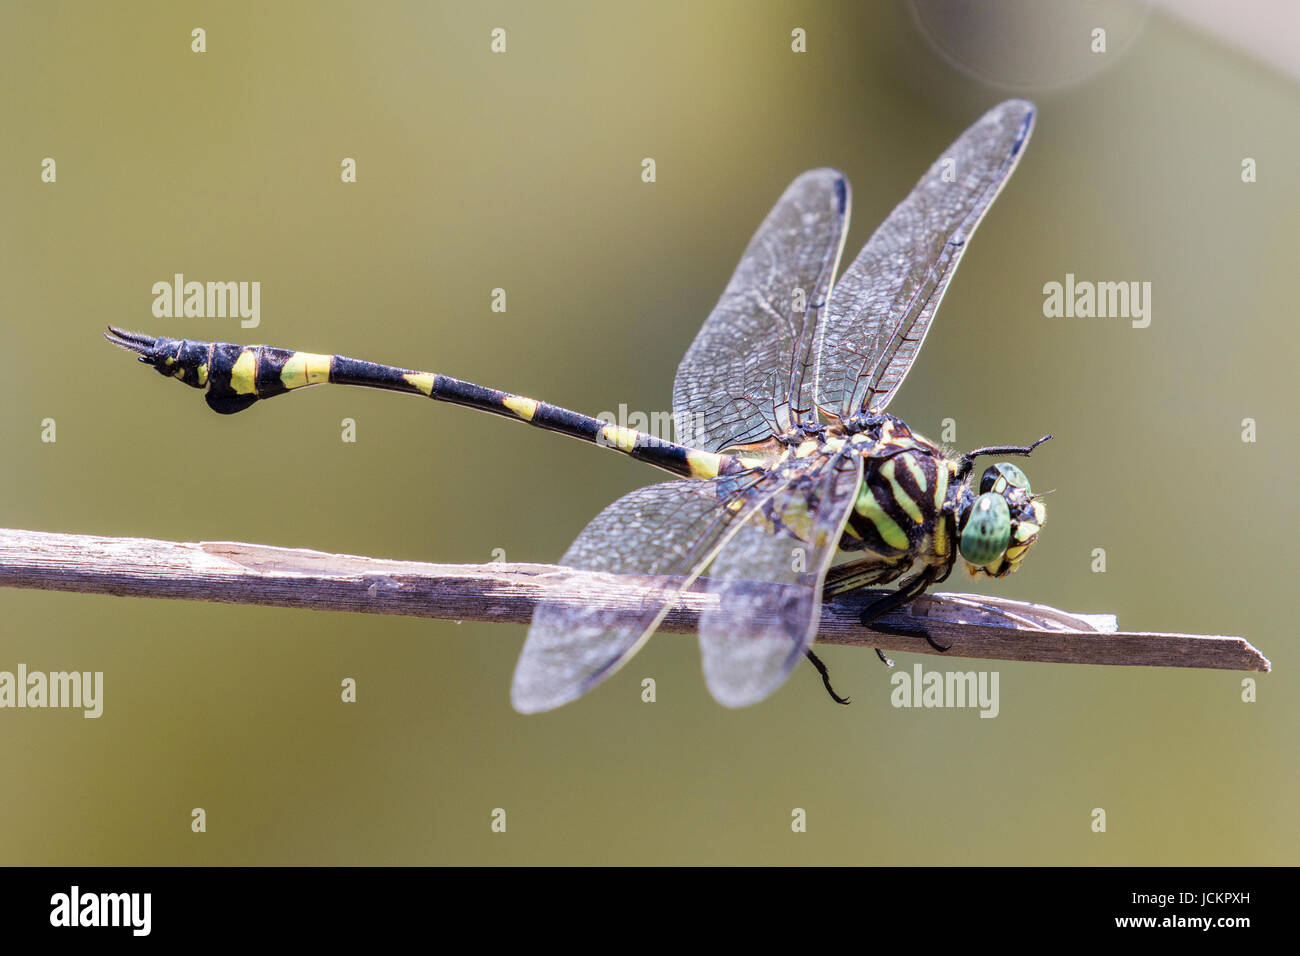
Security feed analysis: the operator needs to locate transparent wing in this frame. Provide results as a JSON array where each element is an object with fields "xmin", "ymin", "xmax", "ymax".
[
  {"xmin": 511, "ymin": 469, "xmax": 787, "ymax": 714},
  {"xmin": 673, "ymin": 169, "xmax": 849, "ymax": 452},
  {"xmin": 699, "ymin": 452, "xmax": 863, "ymax": 708},
  {"xmin": 813, "ymin": 99, "xmax": 1035, "ymax": 417}
]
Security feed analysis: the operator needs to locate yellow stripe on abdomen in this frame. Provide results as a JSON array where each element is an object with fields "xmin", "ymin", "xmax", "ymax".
[
  {"xmin": 229, "ymin": 349, "xmax": 257, "ymax": 395},
  {"xmin": 599, "ymin": 425, "xmax": 640, "ymax": 453},
  {"xmin": 686, "ymin": 449, "xmax": 722, "ymax": 480},
  {"xmin": 402, "ymin": 371, "xmax": 435, "ymax": 395},
  {"xmin": 503, "ymin": 395, "xmax": 539, "ymax": 421},
  {"xmin": 282, "ymin": 352, "xmax": 334, "ymax": 390}
]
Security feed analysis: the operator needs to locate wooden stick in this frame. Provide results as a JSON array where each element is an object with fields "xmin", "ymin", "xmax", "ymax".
[{"xmin": 0, "ymin": 528, "xmax": 1269, "ymax": 672}]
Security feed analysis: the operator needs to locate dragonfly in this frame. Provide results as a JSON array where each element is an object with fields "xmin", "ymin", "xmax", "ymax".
[{"xmin": 106, "ymin": 98, "xmax": 1048, "ymax": 713}]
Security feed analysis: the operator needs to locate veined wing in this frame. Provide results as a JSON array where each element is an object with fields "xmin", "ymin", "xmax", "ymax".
[
  {"xmin": 698, "ymin": 450, "xmax": 862, "ymax": 707},
  {"xmin": 673, "ymin": 169, "xmax": 849, "ymax": 452},
  {"xmin": 813, "ymin": 100, "xmax": 1035, "ymax": 418},
  {"xmin": 511, "ymin": 467, "xmax": 792, "ymax": 714}
]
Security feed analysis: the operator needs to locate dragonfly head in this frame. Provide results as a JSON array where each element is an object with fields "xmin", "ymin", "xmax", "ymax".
[{"xmin": 957, "ymin": 462, "xmax": 1046, "ymax": 578}]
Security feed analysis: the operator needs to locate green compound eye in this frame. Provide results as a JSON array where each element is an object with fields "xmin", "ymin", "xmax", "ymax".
[
  {"xmin": 960, "ymin": 492, "xmax": 1012, "ymax": 567},
  {"xmin": 980, "ymin": 461, "xmax": 1031, "ymax": 495}
]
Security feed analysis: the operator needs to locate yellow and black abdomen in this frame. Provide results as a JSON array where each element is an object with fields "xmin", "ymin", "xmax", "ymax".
[
  {"xmin": 104, "ymin": 327, "xmax": 739, "ymax": 480},
  {"xmin": 107, "ymin": 330, "xmax": 441, "ymax": 415},
  {"xmin": 203, "ymin": 342, "xmax": 338, "ymax": 414}
]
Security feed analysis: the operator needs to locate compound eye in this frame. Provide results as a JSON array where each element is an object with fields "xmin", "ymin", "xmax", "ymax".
[
  {"xmin": 980, "ymin": 462, "xmax": 1031, "ymax": 495},
  {"xmin": 960, "ymin": 492, "xmax": 1012, "ymax": 567}
]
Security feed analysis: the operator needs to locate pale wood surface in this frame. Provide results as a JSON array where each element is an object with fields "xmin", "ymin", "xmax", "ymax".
[{"xmin": 0, "ymin": 528, "xmax": 1269, "ymax": 672}]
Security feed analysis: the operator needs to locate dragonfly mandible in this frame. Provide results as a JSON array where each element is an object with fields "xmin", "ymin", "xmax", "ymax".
[{"xmin": 106, "ymin": 99, "xmax": 1048, "ymax": 712}]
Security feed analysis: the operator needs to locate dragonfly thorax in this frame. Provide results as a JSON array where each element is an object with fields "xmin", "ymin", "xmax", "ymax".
[
  {"xmin": 834, "ymin": 414, "xmax": 1046, "ymax": 585},
  {"xmin": 838, "ymin": 416, "xmax": 958, "ymax": 583}
]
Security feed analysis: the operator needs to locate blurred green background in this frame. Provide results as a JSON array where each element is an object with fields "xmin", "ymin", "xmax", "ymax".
[{"xmin": 0, "ymin": 0, "xmax": 1295, "ymax": 864}]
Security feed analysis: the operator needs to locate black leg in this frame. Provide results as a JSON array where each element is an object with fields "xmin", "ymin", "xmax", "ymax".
[
  {"xmin": 867, "ymin": 622, "xmax": 945, "ymax": 656},
  {"xmin": 923, "ymin": 632, "xmax": 952, "ymax": 653},
  {"xmin": 805, "ymin": 649, "xmax": 851, "ymax": 705},
  {"xmin": 858, "ymin": 570, "xmax": 944, "ymax": 660}
]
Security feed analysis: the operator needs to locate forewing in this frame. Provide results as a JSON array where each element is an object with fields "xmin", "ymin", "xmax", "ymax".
[
  {"xmin": 814, "ymin": 100, "xmax": 1035, "ymax": 417},
  {"xmin": 511, "ymin": 469, "xmax": 785, "ymax": 713},
  {"xmin": 698, "ymin": 452, "xmax": 863, "ymax": 708},
  {"xmin": 673, "ymin": 169, "xmax": 849, "ymax": 452}
]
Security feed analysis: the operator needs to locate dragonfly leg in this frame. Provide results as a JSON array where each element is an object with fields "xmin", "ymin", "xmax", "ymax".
[
  {"xmin": 859, "ymin": 569, "xmax": 949, "ymax": 658},
  {"xmin": 804, "ymin": 649, "xmax": 851, "ymax": 705}
]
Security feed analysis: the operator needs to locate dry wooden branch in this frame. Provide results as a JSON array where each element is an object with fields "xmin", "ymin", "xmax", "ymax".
[{"xmin": 0, "ymin": 528, "xmax": 1268, "ymax": 672}]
